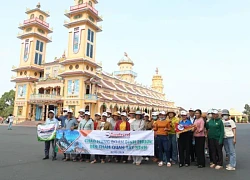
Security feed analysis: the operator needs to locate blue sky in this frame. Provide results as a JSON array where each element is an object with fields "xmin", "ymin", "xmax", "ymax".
[{"xmin": 0, "ymin": 0, "xmax": 250, "ymax": 112}]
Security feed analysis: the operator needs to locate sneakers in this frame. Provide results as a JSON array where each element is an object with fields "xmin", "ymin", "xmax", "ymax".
[
  {"xmin": 167, "ymin": 162, "xmax": 172, "ymax": 167},
  {"xmin": 158, "ymin": 161, "xmax": 163, "ymax": 167},
  {"xmin": 145, "ymin": 157, "xmax": 149, "ymax": 161},
  {"xmin": 210, "ymin": 164, "xmax": 216, "ymax": 168},
  {"xmin": 226, "ymin": 166, "xmax": 236, "ymax": 171},
  {"xmin": 215, "ymin": 165, "xmax": 223, "ymax": 170}
]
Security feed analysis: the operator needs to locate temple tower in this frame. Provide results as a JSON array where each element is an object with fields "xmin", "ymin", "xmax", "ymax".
[
  {"xmin": 114, "ymin": 52, "xmax": 137, "ymax": 83},
  {"xmin": 11, "ymin": 3, "xmax": 52, "ymax": 120},
  {"xmin": 151, "ymin": 68, "xmax": 164, "ymax": 94},
  {"xmin": 59, "ymin": 0, "xmax": 103, "ymax": 115}
]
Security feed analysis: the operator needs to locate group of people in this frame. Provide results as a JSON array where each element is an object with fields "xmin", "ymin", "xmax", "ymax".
[{"xmin": 42, "ymin": 107, "xmax": 237, "ymax": 171}]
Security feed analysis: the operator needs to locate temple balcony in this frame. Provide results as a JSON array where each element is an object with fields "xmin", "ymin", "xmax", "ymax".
[
  {"xmin": 113, "ymin": 70, "xmax": 138, "ymax": 77},
  {"xmin": 84, "ymin": 94, "xmax": 98, "ymax": 103},
  {"xmin": 19, "ymin": 18, "xmax": 53, "ymax": 33},
  {"xmin": 30, "ymin": 94, "xmax": 62, "ymax": 102}
]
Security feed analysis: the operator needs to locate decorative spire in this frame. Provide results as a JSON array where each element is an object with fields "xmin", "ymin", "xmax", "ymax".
[
  {"xmin": 37, "ymin": 2, "xmax": 41, "ymax": 9},
  {"xmin": 124, "ymin": 52, "xmax": 128, "ymax": 57},
  {"xmin": 156, "ymin": 67, "xmax": 158, "ymax": 75},
  {"xmin": 62, "ymin": 50, "xmax": 66, "ymax": 58}
]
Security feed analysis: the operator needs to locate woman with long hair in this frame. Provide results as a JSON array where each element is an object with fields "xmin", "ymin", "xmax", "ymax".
[{"xmin": 194, "ymin": 109, "xmax": 206, "ymax": 168}]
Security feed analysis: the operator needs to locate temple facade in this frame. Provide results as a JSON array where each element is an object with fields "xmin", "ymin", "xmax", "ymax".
[{"xmin": 11, "ymin": 1, "xmax": 179, "ymax": 121}]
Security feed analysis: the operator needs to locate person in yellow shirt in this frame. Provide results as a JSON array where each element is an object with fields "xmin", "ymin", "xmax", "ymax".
[{"xmin": 167, "ymin": 111, "xmax": 179, "ymax": 165}]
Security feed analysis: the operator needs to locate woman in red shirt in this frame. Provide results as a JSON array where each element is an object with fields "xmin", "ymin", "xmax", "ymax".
[{"xmin": 114, "ymin": 112, "xmax": 130, "ymax": 163}]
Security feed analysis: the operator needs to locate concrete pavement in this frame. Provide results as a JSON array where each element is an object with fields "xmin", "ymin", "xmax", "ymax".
[{"xmin": 0, "ymin": 125, "xmax": 249, "ymax": 180}]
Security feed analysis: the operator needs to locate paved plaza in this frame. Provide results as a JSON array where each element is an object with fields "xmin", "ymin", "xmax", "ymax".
[{"xmin": 0, "ymin": 124, "xmax": 249, "ymax": 180}]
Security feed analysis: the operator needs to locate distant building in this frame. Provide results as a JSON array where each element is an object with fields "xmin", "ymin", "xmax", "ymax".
[{"xmin": 11, "ymin": 1, "xmax": 179, "ymax": 121}]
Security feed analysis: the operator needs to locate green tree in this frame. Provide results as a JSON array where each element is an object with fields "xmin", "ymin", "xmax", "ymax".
[
  {"xmin": 0, "ymin": 90, "xmax": 15, "ymax": 117},
  {"xmin": 243, "ymin": 104, "xmax": 250, "ymax": 122}
]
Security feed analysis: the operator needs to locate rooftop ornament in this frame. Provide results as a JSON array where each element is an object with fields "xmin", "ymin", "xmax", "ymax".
[{"xmin": 37, "ymin": 2, "xmax": 41, "ymax": 9}]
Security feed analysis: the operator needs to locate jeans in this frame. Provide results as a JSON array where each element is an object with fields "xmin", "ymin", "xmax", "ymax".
[
  {"xmin": 156, "ymin": 135, "xmax": 170, "ymax": 162},
  {"xmin": 169, "ymin": 134, "xmax": 178, "ymax": 163},
  {"xmin": 45, "ymin": 140, "xmax": 56, "ymax": 158},
  {"xmin": 8, "ymin": 122, "xmax": 13, "ymax": 130},
  {"xmin": 224, "ymin": 137, "xmax": 236, "ymax": 168}
]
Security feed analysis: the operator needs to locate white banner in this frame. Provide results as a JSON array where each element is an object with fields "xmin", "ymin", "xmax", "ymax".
[
  {"xmin": 37, "ymin": 124, "xmax": 57, "ymax": 141},
  {"xmin": 56, "ymin": 130, "xmax": 154, "ymax": 156}
]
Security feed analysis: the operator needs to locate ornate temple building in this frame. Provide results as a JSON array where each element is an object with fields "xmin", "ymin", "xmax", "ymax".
[{"xmin": 11, "ymin": 1, "xmax": 179, "ymax": 121}]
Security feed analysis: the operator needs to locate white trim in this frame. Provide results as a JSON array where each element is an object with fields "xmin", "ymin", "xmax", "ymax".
[
  {"xmin": 101, "ymin": 80, "xmax": 116, "ymax": 90},
  {"xmin": 114, "ymin": 83, "xmax": 127, "ymax": 93},
  {"xmin": 114, "ymin": 95, "xmax": 126, "ymax": 102},
  {"xmin": 101, "ymin": 93, "xmax": 113, "ymax": 100}
]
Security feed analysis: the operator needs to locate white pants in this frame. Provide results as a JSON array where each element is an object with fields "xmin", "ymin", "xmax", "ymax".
[{"xmin": 132, "ymin": 156, "xmax": 143, "ymax": 164}]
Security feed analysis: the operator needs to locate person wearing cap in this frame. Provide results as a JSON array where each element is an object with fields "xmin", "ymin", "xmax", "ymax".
[
  {"xmin": 206, "ymin": 109, "xmax": 213, "ymax": 160},
  {"xmin": 63, "ymin": 109, "xmax": 78, "ymax": 162},
  {"xmin": 78, "ymin": 111, "xmax": 94, "ymax": 162},
  {"xmin": 113, "ymin": 112, "xmax": 130, "ymax": 163},
  {"xmin": 144, "ymin": 113, "xmax": 153, "ymax": 130},
  {"xmin": 42, "ymin": 110, "xmax": 59, "ymax": 161},
  {"xmin": 77, "ymin": 109, "xmax": 85, "ymax": 123},
  {"xmin": 59, "ymin": 108, "xmax": 68, "ymax": 128},
  {"xmin": 143, "ymin": 113, "xmax": 153, "ymax": 161},
  {"xmin": 193, "ymin": 109, "xmax": 206, "ymax": 168},
  {"xmin": 153, "ymin": 111, "xmax": 171, "ymax": 167},
  {"xmin": 206, "ymin": 109, "xmax": 224, "ymax": 170},
  {"xmin": 151, "ymin": 112, "xmax": 159, "ymax": 162},
  {"xmin": 111, "ymin": 112, "xmax": 120, "ymax": 130},
  {"xmin": 221, "ymin": 109, "xmax": 236, "ymax": 171},
  {"xmin": 94, "ymin": 113, "xmax": 101, "ymax": 130},
  {"xmin": 128, "ymin": 110, "xmax": 136, "ymax": 124},
  {"xmin": 188, "ymin": 108, "xmax": 196, "ymax": 162},
  {"xmin": 178, "ymin": 111, "xmax": 193, "ymax": 167},
  {"xmin": 92, "ymin": 112, "xmax": 112, "ymax": 164},
  {"xmin": 130, "ymin": 111, "xmax": 145, "ymax": 165},
  {"xmin": 167, "ymin": 110, "xmax": 179, "ymax": 165}
]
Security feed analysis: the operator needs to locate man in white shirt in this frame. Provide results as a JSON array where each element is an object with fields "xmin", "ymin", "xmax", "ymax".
[
  {"xmin": 43, "ymin": 110, "xmax": 58, "ymax": 161},
  {"xmin": 7, "ymin": 114, "xmax": 14, "ymax": 130}
]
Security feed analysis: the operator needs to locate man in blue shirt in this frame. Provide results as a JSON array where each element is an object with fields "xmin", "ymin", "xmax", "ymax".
[
  {"xmin": 178, "ymin": 111, "xmax": 193, "ymax": 167},
  {"xmin": 59, "ymin": 108, "xmax": 68, "ymax": 128},
  {"xmin": 43, "ymin": 110, "xmax": 58, "ymax": 161},
  {"xmin": 63, "ymin": 109, "xmax": 78, "ymax": 161}
]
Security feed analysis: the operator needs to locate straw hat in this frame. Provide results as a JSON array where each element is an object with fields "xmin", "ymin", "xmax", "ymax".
[{"xmin": 113, "ymin": 112, "xmax": 120, "ymax": 116}]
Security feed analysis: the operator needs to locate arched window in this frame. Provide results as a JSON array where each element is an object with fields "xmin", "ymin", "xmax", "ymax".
[
  {"xmin": 88, "ymin": 1, "xmax": 92, "ymax": 6},
  {"xmin": 78, "ymin": 0, "xmax": 83, "ymax": 5},
  {"xmin": 86, "ymin": 85, "xmax": 90, "ymax": 94},
  {"xmin": 39, "ymin": 15, "xmax": 44, "ymax": 21},
  {"xmin": 30, "ymin": 14, "xmax": 34, "ymax": 19},
  {"xmin": 85, "ymin": 105, "xmax": 89, "ymax": 112}
]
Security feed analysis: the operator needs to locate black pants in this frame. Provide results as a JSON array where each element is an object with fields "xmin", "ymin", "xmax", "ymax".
[
  {"xmin": 195, "ymin": 137, "xmax": 205, "ymax": 166},
  {"xmin": 178, "ymin": 132, "xmax": 191, "ymax": 165},
  {"xmin": 209, "ymin": 139, "xmax": 223, "ymax": 166},
  {"xmin": 116, "ymin": 155, "xmax": 128, "ymax": 162},
  {"xmin": 80, "ymin": 154, "xmax": 91, "ymax": 160},
  {"xmin": 208, "ymin": 139, "xmax": 213, "ymax": 162},
  {"xmin": 45, "ymin": 140, "xmax": 56, "ymax": 158},
  {"xmin": 190, "ymin": 135, "xmax": 195, "ymax": 161}
]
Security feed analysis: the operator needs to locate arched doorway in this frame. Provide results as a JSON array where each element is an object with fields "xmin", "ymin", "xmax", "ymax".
[{"xmin": 100, "ymin": 103, "xmax": 106, "ymax": 114}]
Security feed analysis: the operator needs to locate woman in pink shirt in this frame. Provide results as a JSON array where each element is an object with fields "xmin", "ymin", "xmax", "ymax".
[{"xmin": 194, "ymin": 109, "xmax": 205, "ymax": 168}]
